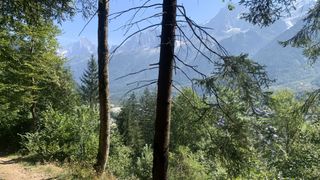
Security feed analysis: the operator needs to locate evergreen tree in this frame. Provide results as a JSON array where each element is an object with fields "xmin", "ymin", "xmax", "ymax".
[
  {"xmin": 116, "ymin": 89, "xmax": 157, "ymax": 153},
  {"xmin": 80, "ymin": 54, "xmax": 99, "ymax": 108},
  {"xmin": 138, "ymin": 88, "xmax": 156, "ymax": 145},
  {"xmin": 116, "ymin": 93, "xmax": 143, "ymax": 152},
  {"xmin": 171, "ymin": 89, "xmax": 207, "ymax": 151}
]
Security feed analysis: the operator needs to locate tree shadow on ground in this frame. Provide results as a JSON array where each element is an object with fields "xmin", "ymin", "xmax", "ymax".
[{"xmin": 0, "ymin": 154, "xmax": 44, "ymax": 166}]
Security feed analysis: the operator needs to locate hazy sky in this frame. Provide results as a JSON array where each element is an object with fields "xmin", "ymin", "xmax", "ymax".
[{"xmin": 57, "ymin": 0, "xmax": 231, "ymax": 46}]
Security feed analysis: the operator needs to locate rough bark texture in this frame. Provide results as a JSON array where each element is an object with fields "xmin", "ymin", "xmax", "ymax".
[
  {"xmin": 152, "ymin": 0, "xmax": 176, "ymax": 179},
  {"xmin": 94, "ymin": 0, "xmax": 111, "ymax": 175}
]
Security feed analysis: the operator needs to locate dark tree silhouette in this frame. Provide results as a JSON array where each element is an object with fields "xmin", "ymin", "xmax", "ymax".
[{"xmin": 152, "ymin": 1, "xmax": 177, "ymax": 179}]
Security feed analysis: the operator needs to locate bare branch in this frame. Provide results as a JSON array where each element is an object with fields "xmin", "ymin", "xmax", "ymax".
[
  {"xmin": 176, "ymin": 24, "xmax": 215, "ymax": 64},
  {"xmin": 109, "ymin": 3, "xmax": 162, "ymax": 21},
  {"xmin": 173, "ymin": 65, "xmax": 193, "ymax": 82},
  {"xmin": 174, "ymin": 55, "xmax": 206, "ymax": 78},
  {"xmin": 127, "ymin": 79, "xmax": 158, "ymax": 86},
  {"xmin": 78, "ymin": 10, "xmax": 98, "ymax": 36},
  {"xmin": 110, "ymin": 23, "xmax": 161, "ymax": 59},
  {"xmin": 113, "ymin": 66, "xmax": 158, "ymax": 81},
  {"xmin": 123, "ymin": 81, "xmax": 157, "ymax": 96},
  {"xmin": 113, "ymin": 13, "xmax": 162, "ymax": 35}
]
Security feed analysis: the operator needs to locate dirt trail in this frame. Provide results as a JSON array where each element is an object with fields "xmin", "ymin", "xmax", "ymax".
[{"xmin": 0, "ymin": 156, "xmax": 63, "ymax": 180}]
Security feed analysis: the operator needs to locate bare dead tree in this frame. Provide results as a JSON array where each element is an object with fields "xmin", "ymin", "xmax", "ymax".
[
  {"xmin": 107, "ymin": 2, "xmax": 228, "ymax": 179},
  {"xmin": 152, "ymin": 0, "xmax": 177, "ymax": 179}
]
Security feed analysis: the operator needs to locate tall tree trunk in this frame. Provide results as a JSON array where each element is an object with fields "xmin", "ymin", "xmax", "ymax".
[
  {"xmin": 152, "ymin": 0, "xmax": 176, "ymax": 179},
  {"xmin": 94, "ymin": 0, "xmax": 111, "ymax": 175}
]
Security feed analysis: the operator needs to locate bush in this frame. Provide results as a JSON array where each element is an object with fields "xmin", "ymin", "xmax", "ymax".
[
  {"xmin": 21, "ymin": 106, "xmax": 99, "ymax": 163},
  {"xmin": 108, "ymin": 129, "xmax": 135, "ymax": 179},
  {"xmin": 169, "ymin": 146, "xmax": 212, "ymax": 180},
  {"xmin": 135, "ymin": 144, "xmax": 153, "ymax": 179}
]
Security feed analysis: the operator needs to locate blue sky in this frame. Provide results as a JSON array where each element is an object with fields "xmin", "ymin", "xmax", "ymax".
[{"xmin": 57, "ymin": 0, "xmax": 231, "ymax": 46}]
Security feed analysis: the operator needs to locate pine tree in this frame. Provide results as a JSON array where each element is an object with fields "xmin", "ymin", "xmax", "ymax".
[
  {"xmin": 80, "ymin": 54, "xmax": 99, "ymax": 108},
  {"xmin": 116, "ymin": 93, "xmax": 143, "ymax": 152},
  {"xmin": 139, "ymin": 88, "xmax": 156, "ymax": 145}
]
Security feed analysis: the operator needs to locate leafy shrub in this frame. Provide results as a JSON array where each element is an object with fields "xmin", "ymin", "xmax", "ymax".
[
  {"xmin": 108, "ymin": 129, "xmax": 135, "ymax": 179},
  {"xmin": 169, "ymin": 146, "xmax": 212, "ymax": 180},
  {"xmin": 21, "ymin": 106, "xmax": 99, "ymax": 163}
]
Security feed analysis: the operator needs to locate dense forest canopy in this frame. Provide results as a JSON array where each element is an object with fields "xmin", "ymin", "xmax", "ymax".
[{"xmin": 0, "ymin": 0, "xmax": 320, "ymax": 179}]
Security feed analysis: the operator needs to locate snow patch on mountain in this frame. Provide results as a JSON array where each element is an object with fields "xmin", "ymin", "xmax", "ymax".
[
  {"xmin": 225, "ymin": 27, "xmax": 247, "ymax": 35},
  {"xmin": 56, "ymin": 49, "xmax": 68, "ymax": 57}
]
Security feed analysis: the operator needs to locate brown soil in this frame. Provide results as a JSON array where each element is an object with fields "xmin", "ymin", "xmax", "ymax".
[{"xmin": 0, "ymin": 156, "xmax": 63, "ymax": 180}]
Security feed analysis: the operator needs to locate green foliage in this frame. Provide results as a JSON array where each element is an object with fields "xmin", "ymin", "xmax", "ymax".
[
  {"xmin": 257, "ymin": 90, "xmax": 320, "ymax": 179},
  {"xmin": 113, "ymin": 89, "xmax": 156, "ymax": 179},
  {"xmin": 240, "ymin": 0, "xmax": 320, "ymax": 63},
  {"xmin": 21, "ymin": 106, "xmax": 138, "ymax": 179},
  {"xmin": 79, "ymin": 54, "xmax": 99, "ymax": 107},
  {"xmin": 21, "ymin": 106, "xmax": 99, "ymax": 162},
  {"xmin": 171, "ymin": 88, "xmax": 207, "ymax": 151},
  {"xmin": 135, "ymin": 145, "xmax": 153, "ymax": 180},
  {"xmin": 138, "ymin": 89, "xmax": 156, "ymax": 145},
  {"xmin": 12, "ymin": 86, "xmax": 320, "ymax": 179},
  {"xmin": 0, "ymin": 0, "xmax": 75, "ymax": 26},
  {"xmin": 239, "ymin": 0, "xmax": 295, "ymax": 26},
  {"xmin": 241, "ymin": 1, "xmax": 320, "ymax": 168},
  {"xmin": 196, "ymin": 54, "xmax": 272, "ymax": 178},
  {"xmin": 198, "ymin": 54, "xmax": 271, "ymax": 106},
  {"xmin": 0, "ymin": 20, "xmax": 78, "ymax": 151},
  {"xmin": 281, "ymin": 1, "xmax": 320, "ymax": 62},
  {"xmin": 206, "ymin": 89, "xmax": 255, "ymax": 178},
  {"xmin": 169, "ymin": 146, "xmax": 212, "ymax": 180},
  {"xmin": 116, "ymin": 93, "xmax": 143, "ymax": 152},
  {"xmin": 116, "ymin": 89, "xmax": 156, "ymax": 153},
  {"xmin": 108, "ymin": 129, "xmax": 135, "ymax": 179}
]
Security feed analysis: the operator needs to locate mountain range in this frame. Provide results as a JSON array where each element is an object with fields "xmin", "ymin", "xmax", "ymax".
[{"xmin": 61, "ymin": 0, "xmax": 320, "ymax": 100}]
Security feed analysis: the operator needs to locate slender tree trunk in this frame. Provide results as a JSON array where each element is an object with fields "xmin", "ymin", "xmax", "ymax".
[
  {"xmin": 30, "ymin": 100, "xmax": 38, "ymax": 130},
  {"xmin": 30, "ymin": 41, "xmax": 38, "ymax": 131},
  {"xmin": 152, "ymin": 0, "xmax": 176, "ymax": 179},
  {"xmin": 94, "ymin": 0, "xmax": 111, "ymax": 175}
]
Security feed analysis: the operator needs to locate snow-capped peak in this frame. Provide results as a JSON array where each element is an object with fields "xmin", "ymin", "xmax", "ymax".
[{"xmin": 62, "ymin": 38, "xmax": 96, "ymax": 58}]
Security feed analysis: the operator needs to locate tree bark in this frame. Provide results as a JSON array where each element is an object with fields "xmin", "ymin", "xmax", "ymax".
[
  {"xmin": 94, "ymin": 0, "xmax": 111, "ymax": 175},
  {"xmin": 152, "ymin": 0, "xmax": 176, "ymax": 179}
]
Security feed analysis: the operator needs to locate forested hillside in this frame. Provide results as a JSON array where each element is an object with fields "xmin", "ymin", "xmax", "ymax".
[{"xmin": 1, "ymin": 0, "xmax": 320, "ymax": 179}]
